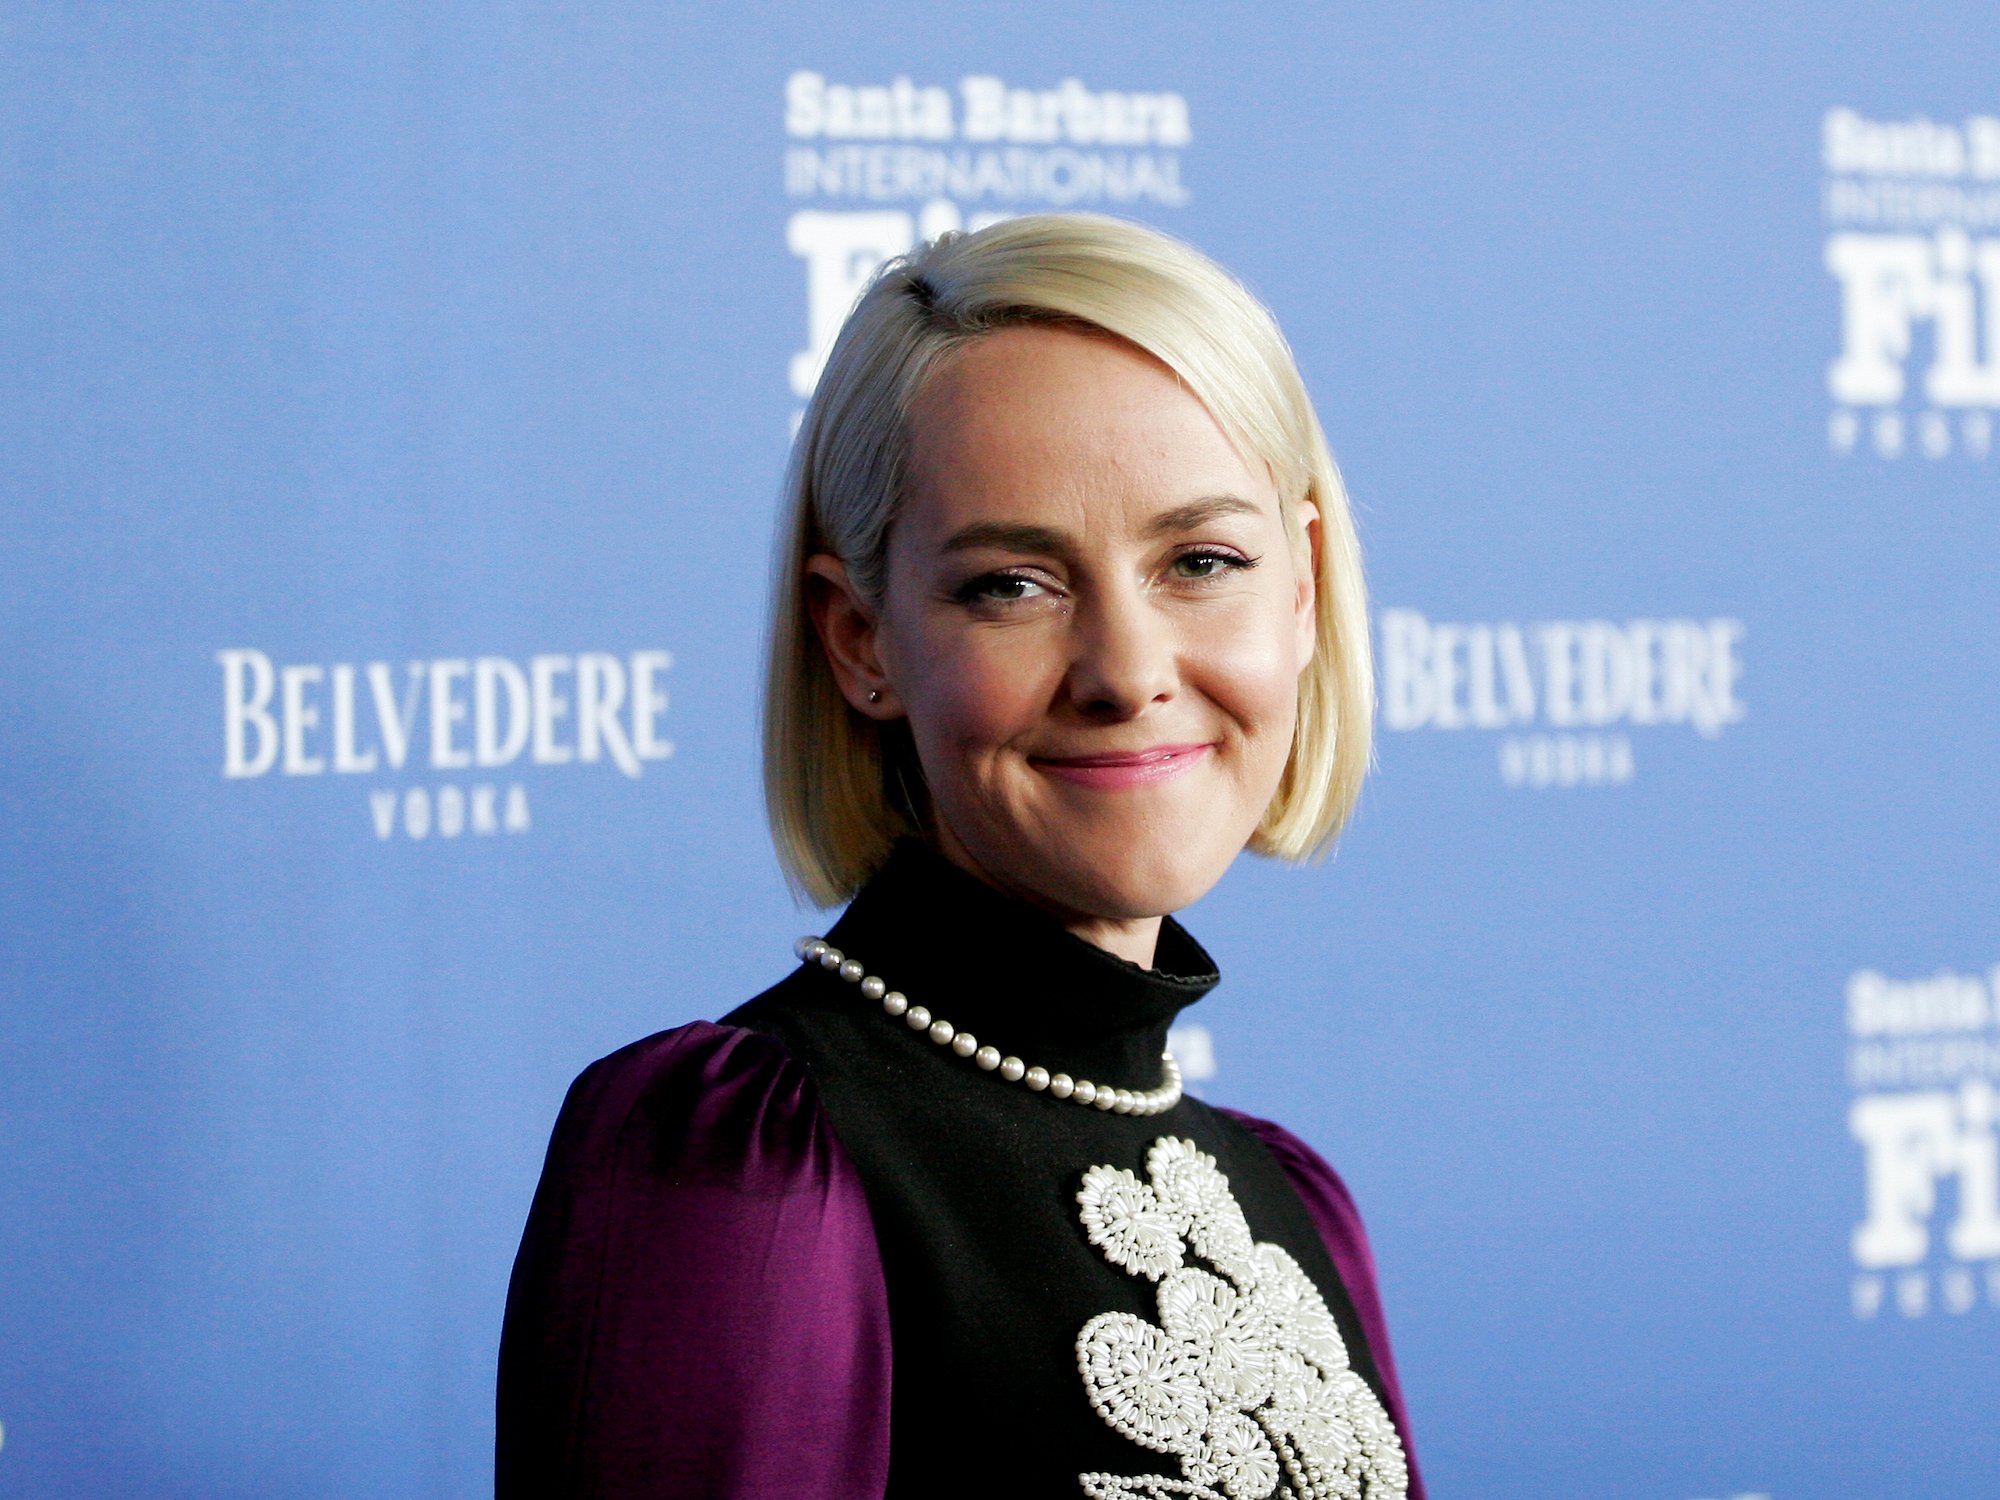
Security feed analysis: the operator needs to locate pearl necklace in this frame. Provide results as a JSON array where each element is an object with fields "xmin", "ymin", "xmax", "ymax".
[{"xmin": 796, "ymin": 936, "xmax": 1185, "ymax": 1116}]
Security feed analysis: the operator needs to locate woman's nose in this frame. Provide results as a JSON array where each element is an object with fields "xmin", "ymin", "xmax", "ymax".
[{"xmin": 1064, "ymin": 587, "xmax": 1177, "ymax": 718}]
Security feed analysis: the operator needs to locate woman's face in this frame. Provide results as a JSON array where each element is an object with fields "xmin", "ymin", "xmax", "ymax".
[{"xmin": 813, "ymin": 324, "xmax": 1318, "ymax": 951}]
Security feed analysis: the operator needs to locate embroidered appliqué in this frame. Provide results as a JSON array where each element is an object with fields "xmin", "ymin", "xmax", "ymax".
[{"xmin": 1074, "ymin": 1138, "xmax": 1408, "ymax": 1500}]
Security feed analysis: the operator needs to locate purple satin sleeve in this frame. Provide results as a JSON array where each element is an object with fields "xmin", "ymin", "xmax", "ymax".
[
  {"xmin": 1218, "ymin": 1108, "xmax": 1428, "ymax": 1500},
  {"xmin": 496, "ymin": 1021, "xmax": 892, "ymax": 1499}
]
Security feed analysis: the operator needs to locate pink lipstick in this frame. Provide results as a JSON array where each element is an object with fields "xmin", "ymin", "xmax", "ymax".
[{"xmin": 1030, "ymin": 743, "xmax": 1214, "ymax": 790}]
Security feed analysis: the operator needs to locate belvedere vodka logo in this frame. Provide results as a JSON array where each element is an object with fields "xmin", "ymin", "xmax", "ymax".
[
  {"xmin": 1822, "ymin": 107, "xmax": 2000, "ymax": 460},
  {"xmin": 783, "ymin": 70, "xmax": 1192, "ymax": 407},
  {"xmin": 1378, "ymin": 609, "xmax": 1745, "ymax": 788},
  {"xmin": 217, "ymin": 648, "xmax": 673, "ymax": 841},
  {"xmin": 1845, "ymin": 964, "xmax": 2000, "ymax": 1320}
]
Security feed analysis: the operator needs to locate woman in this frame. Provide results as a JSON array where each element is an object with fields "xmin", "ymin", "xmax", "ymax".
[{"xmin": 497, "ymin": 214, "xmax": 1424, "ymax": 1500}]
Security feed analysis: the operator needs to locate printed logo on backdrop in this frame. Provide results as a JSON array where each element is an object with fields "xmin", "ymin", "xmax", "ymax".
[
  {"xmin": 216, "ymin": 649, "xmax": 672, "ymax": 841},
  {"xmin": 1377, "ymin": 609, "xmax": 1745, "ymax": 788},
  {"xmin": 783, "ymin": 70, "xmax": 1192, "ymax": 411},
  {"xmin": 1846, "ymin": 964, "xmax": 2000, "ymax": 1320},
  {"xmin": 1822, "ymin": 107, "xmax": 2000, "ymax": 460}
]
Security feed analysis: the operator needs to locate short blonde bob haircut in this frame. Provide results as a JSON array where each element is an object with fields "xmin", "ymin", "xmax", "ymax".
[{"xmin": 764, "ymin": 212, "xmax": 1372, "ymax": 906}]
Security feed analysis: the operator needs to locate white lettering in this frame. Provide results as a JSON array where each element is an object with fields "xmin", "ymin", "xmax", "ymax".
[
  {"xmin": 1496, "ymin": 625, "xmax": 1535, "ymax": 722},
  {"xmin": 369, "ymin": 789, "xmax": 396, "ymax": 839},
  {"xmin": 403, "ymin": 786, "xmax": 431, "ymax": 840},
  {"xmin": 1825, "ymin": 229, "xmax": 2000, "ymax": 409},
  {"xmin": 1429, "ymin": 624, "xmax": 1466, "ymax": 729},
  {"xmin": 366, "ymin": 662, "xmax": 423, "ymax": 771},
  {"xmin": 279, "ymin": 664, "xmax": 325, "ymax": 775},
  {"xmin": 959, "ymin": 75, "xmax": 1190, "ymax": 147},
  {"xmin": 1850, "ymin": 1082, "xmax": 2000, "ymax": 1269},
  {"xmin": 367, "ymin": 782, "xmax": 524, "ymax": 840},
  {"xmin": 1827, "ymin": 233, "xmax": 1932, "ymax": 405},
  {"xmin": 437, "ymin": 783, "xmax": 465, "ymax": 837},
  {"xmin": 330, "ymin": 663, "xmax": 377, "ymax": 773},
  {"xmin": 1379, "ymin": 610, "xmax": 1744, "ymax": 774},
  {"xmin": 1847, "ymin": 968, "xmax": 1992, "ymax": 1036},
  {"xmin": 428, "ymin": 659, "xmax": 471, "ymax": 770},
  {"xmin": 786, "ymin": 208, "xmax": 916, "ymax": 398},
  {"xmin": 1463, "ymin": 626, "xmax": 1507, "ymax": 728},
  {"xmin": 1852, "ymin": 1091, "xmax": 1956, "ymax": 1267},
  {"xmin": 1575, "ymin": 622, "xmax": 1633, "ymax": 726},
  {"xmin": 631, "ymin": 650, "xmax": 673, "ymax": 761},
  {"xmin": 1540, "ymin": 624, "xmax": 1580, "ymax": 727},
  {"xmin": 576, "ymin": 653, "xmax": 641, "ymax": 778},
  {"xmin": 223, "ymin": 651, "xmax": 671, "ymax": 814},
  {"xmin": 1378, "ymin": 609, "xmax": 1432, "ymax": 730},
  {"xmin": 785, "ymin": 70, "xmax": 826, "ymax": 138},
  {"xmin": 1703, "ymin": 619, "xmax": 1747, "ymax": 738},
  {"xmin": 786, "ymin": 71, "xmax": 954, "ymax": 142},
  {"xmin": 1953, "ymin": 1079, "xmax": 2000, "ymax": 1260},
  {"xmin": 218, "ymin": 649, "xmax": 279, "ymax": 778},
  {"xmin": 1824, "ymin": 108, "xmax": 1968, "ymax": 179},
  {"xmin": 474, "ymin": 656, "xmax": 531, "ymax": 767},
  {"xmin": 530, "ymin": 655, "xmax": 573, "ymax": 764}
]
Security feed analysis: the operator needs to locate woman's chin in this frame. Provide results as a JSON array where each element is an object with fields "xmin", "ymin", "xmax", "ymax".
[
  {"xmin": 937, "ymin": 799, "xmax": 1245, "ymax": 927},
  {"xmin": 1025, "ymin": 837, "xmax": 1235, "ymax": 927}
]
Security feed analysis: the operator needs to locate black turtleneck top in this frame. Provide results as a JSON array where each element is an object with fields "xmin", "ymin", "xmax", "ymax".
[{"xmin": 497, "ymin": 841, "xmax": 1424, "ymax": 1500}]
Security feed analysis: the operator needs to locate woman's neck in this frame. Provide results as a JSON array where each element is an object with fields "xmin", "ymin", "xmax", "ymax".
[{"xmin": 927, "ymin": 828, "xmax": 1164, "ymax": 969}]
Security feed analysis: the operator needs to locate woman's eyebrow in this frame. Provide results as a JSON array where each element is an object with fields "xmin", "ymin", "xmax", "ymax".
[
  {"xmin": 940, "ymin": 520, "xmax": 1069, "ymax": 555},
  {"xmin": 1145, "ymin": 495, "xmax": 1261, "ymax": 535},
  {"xmin": 940, "ymin": 497, "xmax": 1261, "ymax": 558}
]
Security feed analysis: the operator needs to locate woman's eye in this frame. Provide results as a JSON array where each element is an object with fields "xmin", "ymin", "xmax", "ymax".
[
  {"xmin": 1171, "ymin": 548, "xmax": 1253, "ymax": 580},
  {"xmin": 954, "ymin": 571, "xmax": 1051, "ymax": 605}
]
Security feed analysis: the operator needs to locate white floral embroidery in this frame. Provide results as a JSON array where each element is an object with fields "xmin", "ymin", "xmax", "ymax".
[
  {"xmin": 1077, "ymin": 1313, "xmax": 1210, "ymax": 1457},
  {"xmin": 1075, "ymin": 1138, "xmax": 1408, "ymax": 1500},
  {"xmin": 1078, "ymin": 1163, "xmax": 1191, "ymax": 1281},
  {"xmin": 1149, "ymin": 1139, "xmax": 1257, "ymax": 1282}
]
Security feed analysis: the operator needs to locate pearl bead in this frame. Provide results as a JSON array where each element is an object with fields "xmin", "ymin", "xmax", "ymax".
[{"xmin": 795, "ymin": 936, "xmax": 1182, "ymax": 1117}]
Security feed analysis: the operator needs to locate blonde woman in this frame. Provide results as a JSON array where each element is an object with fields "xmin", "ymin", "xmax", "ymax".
[{"xmin": 497, "ymin": 214, "xmax": 1424, "ymax": 1500}]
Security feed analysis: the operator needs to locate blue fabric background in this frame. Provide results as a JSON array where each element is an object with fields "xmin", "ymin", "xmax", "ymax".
[{"xmin": 2, "ymin": 4, "xmax": 1993, "ymax": 1495}]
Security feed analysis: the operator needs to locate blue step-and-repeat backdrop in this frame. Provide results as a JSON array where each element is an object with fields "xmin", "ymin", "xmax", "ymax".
[{"xmin": 3, "ymin": 4, "xmax": 1995, "ymax": 1496}]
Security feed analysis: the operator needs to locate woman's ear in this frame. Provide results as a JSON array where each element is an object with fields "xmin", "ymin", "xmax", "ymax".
[
  {"xmin": 804, "ymin": 554, "xmax": 904, "ymax": 718},
  {"xmin": 1291, "ymin": 499, "xmax": 1321, "ymax": 670}
]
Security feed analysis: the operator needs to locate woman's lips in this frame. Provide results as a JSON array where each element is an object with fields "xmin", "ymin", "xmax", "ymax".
[{"xmin": 1029, "ymin": 743, "xmax": 1215, "ymax": 790}]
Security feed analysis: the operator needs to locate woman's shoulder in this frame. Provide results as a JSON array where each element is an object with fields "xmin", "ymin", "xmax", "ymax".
[
  {"xmin": 500, "ymin": 1019, "xmax": 894, "ymax": 1497},
  {"xmin": 562, "ymin": 1017, "xmax": 801, "ymax": 1114},
  {"xmin": 546, "ymin": 1017, "xmax": 829, "ymax": 1181}
]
